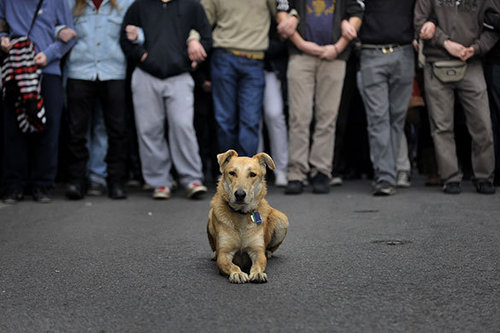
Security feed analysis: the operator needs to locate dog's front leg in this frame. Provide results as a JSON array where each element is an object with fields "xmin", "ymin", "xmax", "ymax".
[
  {"xmin": 217, "ymin": 251, "xmax": 249, "ymax": 284},
  {"xmin": 248, "ymin": 248, "xmax": 268, "ymax": 283}
]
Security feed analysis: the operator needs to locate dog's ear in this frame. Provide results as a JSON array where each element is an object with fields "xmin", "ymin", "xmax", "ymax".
[
  {"xmin": 253, "ymin": 152, "xmax": 276, "ymax": 171},
  {"xmin": 217, "ymin": 149, "xmax": 238, "ymax": 172}
]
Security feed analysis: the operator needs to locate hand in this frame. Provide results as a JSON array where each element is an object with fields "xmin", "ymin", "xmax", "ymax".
[
  {"xmin": 202, "ymin": 80, "xmax": 211, "ymax": 93},
  {"xmin": 420, "ymin": 21, "xmax": 436, "ymax": 40},
  {"xmin": 319, "ymin": 44, "xmax": 338, "ymax": 60},
  {"xmin": 34, "ymin": 52, "xmax": 47, "ymax": 67},
  {"xmin": 460, "ymin": 47, "xmax": 474, "ymax": 61},
  {"xmin": 188, "ymin": 39, "xmax": 207, "ymax": 62},
  {"xmin": 125, "ymin": 25, "xmax": 139, "ymax": 41},
  {"xmin": 412, "ymin": 39, "xmax": 419, "ymax": 51},
  {"xmin": 1, "ymin": 36, "xmax": 12, "ymax": 52},
  {"xmin": 277, "ymin": 16, "xmax": 298, "ymax": 39},
  {"xmin": 140, "ymin": 52, "xmax": 148, "ymax": 62},
  {"xmin": 341, "ymin": 19, "xmax": 357, "ymax": 41},
  {"xmin": 57, "ymin": 28, "xmax": 77, "ymax": 43},
  {"xmin": 444, "ymin": 40, "xmax": 466, "ymax": 59}
]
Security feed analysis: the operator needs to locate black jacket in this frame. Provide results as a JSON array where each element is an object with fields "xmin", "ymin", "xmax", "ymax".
[
  {"xmin": 359, "ymin": 0, "xmax": 415, "ymax": 45},
  {"xmin": 120, "ymin": 0, "xmax": 212, "ymax": 79},
  {"xmin": 485, "ymin": 8, "xmax": 500, "ymax": 64},
  {"xmin": 288, "ymin": 0, "xmax": 364, "ymax": 60}
]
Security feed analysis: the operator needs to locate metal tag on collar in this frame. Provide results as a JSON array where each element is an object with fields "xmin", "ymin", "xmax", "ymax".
[{"xmin": 251, "ymin": 212, "xmax": 262, "ymax": 225}]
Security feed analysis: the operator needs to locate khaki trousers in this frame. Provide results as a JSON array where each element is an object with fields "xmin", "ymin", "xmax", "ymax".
[
  {"xmin": 424, "ymin": 61, "xmax": 494, "ymax": 183},
  {"xmin": 287, "ymin": 54, "xmax": 346, "ymax": 181}
]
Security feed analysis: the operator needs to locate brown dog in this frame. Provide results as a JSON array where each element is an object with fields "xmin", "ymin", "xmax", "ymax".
[{"xmin": 207, "ymin": 149, "xmax": 289, "ymax": 283}]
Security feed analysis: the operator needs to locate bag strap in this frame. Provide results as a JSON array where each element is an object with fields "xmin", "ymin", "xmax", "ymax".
[{"xmin": 27, "ymin": 0, "xmax": 45, "ymax": 37}]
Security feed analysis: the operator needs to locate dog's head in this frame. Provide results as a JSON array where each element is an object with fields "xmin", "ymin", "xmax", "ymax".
[{"xmin": 217, "ymin": 149, "xmax": 275, "ymax": 212}]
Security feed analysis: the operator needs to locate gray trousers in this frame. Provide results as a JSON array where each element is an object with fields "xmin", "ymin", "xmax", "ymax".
[
  {"xmin": 359, "ymin": 45, "xmax": 414, "ymax": 185},
  {"xmin": 131, "ymin": 68, "xmax": 203, "ymax": 189},
  {"xmin": 424, "ymin": 61, "xmax": 494, "ymax": 183},
  {"xmin": 259, "ymin": 71, "xmax": 288, "ymax": 175}
]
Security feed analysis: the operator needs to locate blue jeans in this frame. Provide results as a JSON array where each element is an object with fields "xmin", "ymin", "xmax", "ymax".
[
  {"xmin": 210, "ymin": 49, "xmax": 265, "ymax": 156},
  {"xmin": 87, "ymin": 101, "xmax": 108, "ymax": 186}
]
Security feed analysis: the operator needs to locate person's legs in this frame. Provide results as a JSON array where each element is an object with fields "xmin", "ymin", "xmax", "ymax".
[
  {"xmin": 2, "ymin": 95, "xmax": 29, "ymax": 200},
  {"xmin": 360, "ymin": 50, "xmax": 393, "ymax": 185},
  {"xmin": 310, "ymin": 59, "xmax": 346, "ymax": 178},
  {"xmin": 424, "ymin": 64, "xmax": 461, "ymax": 185},
  {"xmin": 456, "ymin": 61, "xmax": 494, "ymax": 183},
  {"xmin": 483, "ymin": 62, "xmax": 500, "ymax": 184},
  {"xmin": 87, "ymin": 101, "xmax": 108, "ymax": 194},
  {"xmin": 286, "ymin": 54, "xmax": 316, "ymax": 183},
  {"xmin": 389, "ymin": 47, "xmax": 414, "ymax": 187},
  {"xmin": 131, "ymin": 68, "xmax": 173, "ymax": 189},
  {"xmin": 262, "ymin": 70, "xmax": 288, "ymax": 184},
  {"xmin": 31, "ymin": 74, "xmax": 64, "ymax": 193},
  {"xmin": 164, "ymin": 73, "xmax": 205, "ymax": 189},
  {"xmin": 100, "ymin": 80, "xmax": 129, "ymax": 189},
  {"xmin": 237, "ymin": 57, "xmax": 265, "ymax": 156},
  {"xmin": 66, "ymin": 79, "xmax": 95, "ymax": 190},
  {"xmin": 211, "ymin": 49, "xmax": 239, "ymax": 154}
]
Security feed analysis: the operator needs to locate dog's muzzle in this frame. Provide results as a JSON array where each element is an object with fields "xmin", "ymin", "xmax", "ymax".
[{"xmin": 234, "ymin": 189, "xmax": 246, "ymax": 203}]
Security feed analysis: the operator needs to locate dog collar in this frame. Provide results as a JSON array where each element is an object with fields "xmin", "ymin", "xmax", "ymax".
[{"xmin": 226, "ymin": 202, "xmax": 262, "ymax": 225}]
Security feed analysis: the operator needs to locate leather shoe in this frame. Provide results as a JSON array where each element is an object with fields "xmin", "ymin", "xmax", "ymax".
[
  {"xmin": 109, "ymin": 184, "xmax": 127, "ymax": 199},
  {"xmin": 66, "ymin": 184, "xmax": 84, "ymax": 200}
]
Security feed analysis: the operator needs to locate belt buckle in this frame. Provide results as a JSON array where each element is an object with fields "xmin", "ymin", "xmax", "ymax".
[{"xmin": 382, "ymin": 46, "xmax": 394, "ymax": 54}]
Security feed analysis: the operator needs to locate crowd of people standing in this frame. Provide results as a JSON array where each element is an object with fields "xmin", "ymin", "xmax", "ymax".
[{"xmin": 0, "ymin": 0, "xmax": 499, "ymax": 204}]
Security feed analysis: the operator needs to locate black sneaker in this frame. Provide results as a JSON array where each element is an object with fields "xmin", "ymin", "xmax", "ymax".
[
  {"xmin": 373, "ymin": 181, "xmax": 396, "ymax": 196},
  {"xmin": 312, "ymin": 172, "xmax": 330, "ymax": 194},
  {"xmin": 66, "ymin": 183, "xmax": 84, "ymax": 200},
  {"xmin": 108, "ymin": 183, "xmax": 127, "ymax": 199},
  {"xmin": 443, "ymin": 182, "xmax": 461, "ymax": 194},
  {"xmin": 3, "ymin": 189, "xmax": 24, "ymax": 204},
  {"xmin": 32, "ymin": 187, "xmax": 51, "ymax": 203},
  {"xmin": 284, "ymin": 180, "xmax": 303, "ymax": 195},
  {"xmin": 87, "ymin": 181, "xmax": 107, "ymax": 196},
  {"xmin": 475, "ymin": 180, "xmax": 495, "ymax": 194}
]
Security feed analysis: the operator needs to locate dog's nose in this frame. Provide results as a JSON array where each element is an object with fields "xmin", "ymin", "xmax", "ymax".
[{"xmin": 234, "ymin": 189, "xmax": 246, "ymax": 202}]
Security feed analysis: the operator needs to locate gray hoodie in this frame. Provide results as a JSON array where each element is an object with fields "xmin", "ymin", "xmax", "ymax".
[{"xmin": 414, "ymin": 0, "xmax": 499, "ymax": 63}]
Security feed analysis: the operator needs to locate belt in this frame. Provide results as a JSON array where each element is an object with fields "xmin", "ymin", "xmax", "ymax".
[
  {"xmin": 229, "ymin": 50, "xmax": 264, "ymax": 60},
  {"xmin": 361, "ymin": 44, "xmax": 409, "ymax": 54}
]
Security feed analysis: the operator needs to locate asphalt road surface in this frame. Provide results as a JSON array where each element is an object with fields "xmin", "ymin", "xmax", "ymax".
[{"xmin": 1, "ymin": 178, "xmax": 499, "ymax": 332}]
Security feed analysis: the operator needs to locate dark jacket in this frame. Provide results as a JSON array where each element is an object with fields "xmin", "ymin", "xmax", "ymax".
[
  {"xmin": 288, "ymin": 0, "xmax": 364, "ymax": 60},
  {"xmin": 120, "ymin": 0, "xmax": 212, "ymax": 79},
  {"xmin": 484, "ymin": 8, "xmax": 500, "ymax": 64},
  {"xmin": 359, "ymin": 0, "xmax": 415, "ymax": 45},
  {"xmin": 414, "ymin": 0, "xmax": 499, "ymax": 63}
]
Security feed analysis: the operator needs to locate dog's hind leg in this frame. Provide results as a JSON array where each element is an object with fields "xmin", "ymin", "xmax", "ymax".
[{"xmin": 266, "ymin": 210, "xmax": 289, "ymax": 258}]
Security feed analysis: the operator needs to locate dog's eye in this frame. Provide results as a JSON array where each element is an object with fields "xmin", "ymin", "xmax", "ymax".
[
  {"xmin": 249, "ymin": 172, "xmax": 257, "ymax": 178},
  {"xmin": 229, "ymin": 171, "xmax": 236, "ymax": 177}
]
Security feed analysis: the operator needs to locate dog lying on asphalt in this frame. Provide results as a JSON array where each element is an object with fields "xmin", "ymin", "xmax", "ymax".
[{"xmin": 207, "ymin": 149, "xmax": 289, "ymax": 283}]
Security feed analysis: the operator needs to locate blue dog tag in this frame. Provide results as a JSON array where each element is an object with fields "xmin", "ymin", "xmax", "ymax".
[{"xmin": 251, "ymin": 212, "xmax": 262, "ymax": 225}]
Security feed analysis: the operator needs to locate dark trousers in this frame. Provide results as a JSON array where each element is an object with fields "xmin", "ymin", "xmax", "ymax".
[
  {"xmin": 66, "ymin": 79, "xmax": 128, "ymax": 186},
  {"xmin": 2, "ymin": 74, "xmax": 63, "ymax": 191},
  {"xmin": 484, "ymin": 62, "xmax": 500, "ymax": 182}
]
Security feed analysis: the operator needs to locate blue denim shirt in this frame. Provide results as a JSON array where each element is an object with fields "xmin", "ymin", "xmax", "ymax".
[{"xmin": 64, "ymin": 0, "xmax": 134, "ymax": 81}]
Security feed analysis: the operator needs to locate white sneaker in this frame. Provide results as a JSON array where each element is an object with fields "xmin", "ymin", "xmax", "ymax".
[
  {"xmin": 153, "ymin": 186, "xmax": 171, "ymax": 199},
  {"xmin": 274, "ymin": 171, "xmax": 288, "ymax": 187},
  {"xmin": 186, "ymin": 182, "xmax": 207, "ymax": 199},
  {"xmin": 330, "ymin": 176, "xmax": 343, "ymax": 186},
  {"xmin": 396, "ymin": 171, "xmax": 411, "ymax": 188}
]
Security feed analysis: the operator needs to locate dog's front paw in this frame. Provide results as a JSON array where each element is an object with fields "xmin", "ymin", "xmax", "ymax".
[
  {"xmin": 249, "ymin": 272, "xmax": 268, "ymax": 283},
  {"xmin": 229, "ymin": 272, "xmax": 249, "ymax": 284}
]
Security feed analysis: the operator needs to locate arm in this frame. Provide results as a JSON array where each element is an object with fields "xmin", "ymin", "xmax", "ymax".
[
  {"xmin": 289, "ymin": 32, "xmax": 323, "ymax": 56},
  {"xmin": 275, "ymin": 0, "xmax": 298, "ymax": 39},
  {"xmin": 120, "ymin": 2, "xmax": 148, "ymax": 63},
  {"xmin": 37, "ymin": 0, "xmax": 76, "ymax": 66},
  {"xmin": 321, "ymin": 15, "xmax": 362, "ymax": 60}
]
